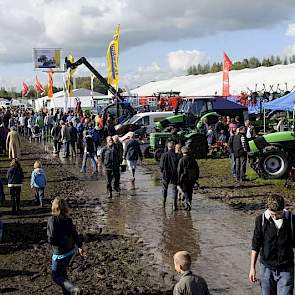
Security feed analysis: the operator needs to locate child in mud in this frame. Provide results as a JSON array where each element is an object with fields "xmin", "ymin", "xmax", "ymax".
[
  {"xmin": 47, "ymin": 197, "xmax": 86, "ymax": 295},
  {"xmin": 31, "ymin": 160, "xmax": 47, "ymax": 207},
  {"xmin": 173, "ymin": 251, "xmax": 210, "ymax": 295},
  {"xmin": 7, "ymin": 159, "xmax": 24, "ymax": 214}
]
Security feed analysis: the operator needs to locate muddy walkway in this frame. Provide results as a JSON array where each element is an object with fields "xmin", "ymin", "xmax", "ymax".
[
  {"xmin": 85, "ymin": 166, "xmax": 261, "ymax": 295},
  {"xmin": 0, "ymin": 140, "xmax": 264, "ymax": 294}
]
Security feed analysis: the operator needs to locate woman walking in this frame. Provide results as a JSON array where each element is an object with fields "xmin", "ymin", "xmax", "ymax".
[
  {"xmin": 47, "ymin": 197, "xmax": 85, "ymax": 295},
  {"xmin": 7, "ymin": 159, "xmax": 24, "ymax": 214}
]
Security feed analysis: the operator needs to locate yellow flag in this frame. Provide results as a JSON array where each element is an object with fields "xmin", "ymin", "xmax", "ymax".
[
  {"xmin": 67, "ymin": 54, "xmax": 76, "ymax": 97},
  {"xmin": 107, "ymin": 25, "xmax": 120, "ymax": 88}
]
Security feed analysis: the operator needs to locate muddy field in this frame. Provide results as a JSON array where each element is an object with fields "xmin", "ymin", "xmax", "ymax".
[
  {"xmin": 0, "ymin": 141, "xmax": 174, "ymax": 294},
  {"xmin": 1, "ymin": 141, "xmax": 295, "ymax": 295}
]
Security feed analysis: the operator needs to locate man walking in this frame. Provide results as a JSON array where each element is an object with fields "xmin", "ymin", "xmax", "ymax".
[
  {"xmin": 60, "ymin": 121, "xmax": 71, "ymax": 158},
  {"xmin": 229, "ymin": 126, "xmax": 247, "ymax": 186},
  {"xmin": 177, "ymin": 147, "xmax": 199, "ymax": 211},
  {"xmin": 160, "ymin": 141, "xmax": 179, "ymax": 209},
  {"xmin": 101, "ymin": 136, "xmax": 121, "ymax": 198},
  {"xmin": 124, "ymin": 132, "xmax": 143, "ymax": 182},
  {"xmin": 249, "ymin": 194, "xmax": 295, "ymax": 295}
]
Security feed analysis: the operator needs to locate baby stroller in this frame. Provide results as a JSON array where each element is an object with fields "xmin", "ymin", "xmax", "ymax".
[{"xmin": 30, "ymin": 125, "xmax": 42, "ymax": 142}]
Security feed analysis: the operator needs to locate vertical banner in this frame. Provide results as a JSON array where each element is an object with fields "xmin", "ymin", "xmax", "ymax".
[
  {"xmin": 63, "ymin": 73, "xmax": 68, "ymax": 112},
  {"xmin": 90, "ymin": 74, "xmax": 95, "ymax": 96},
  {"xmin": 47, "ymin": 70, "xmax": 54, "ymax": 98},
  {"xmin": 222, "ymin": 52, "xmax": 232, "ymax": 97},
  {"xmin": 66, "ymin": 55, "xmax": 76, "ymax": 97},
  {"xmin": 22, "ymin": 82, "xmax": 29, "ymax": 97},
  {"xmin": 35, "ymin": 76, "xmax": 45, "ymax": 94},
  {"xmin": 107, "ymin": 25, "xmax": 120, "ymax": 89}
]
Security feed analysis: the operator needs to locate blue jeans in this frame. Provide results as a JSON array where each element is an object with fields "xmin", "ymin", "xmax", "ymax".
[
  {"xmin": 161, "ymin": 179, "xmax": 177, "ymax": 207},
  {"xmin": 63, "ymin": 142, "xmax": 70, "ymax": 157},
  {"xmin": 34, "ymin": 187, "xmax": 44, "ymax": 206},
  {"xmin": 260, "ymin": 263, "xmax": 294, "ymax": 295},
  {"xmin": 81, "ymin": 152, "xmax": 97, "ymax": 173},
  {"xmin": 51, "ymin": 254, "xmax": 76, "ymax": 295}
]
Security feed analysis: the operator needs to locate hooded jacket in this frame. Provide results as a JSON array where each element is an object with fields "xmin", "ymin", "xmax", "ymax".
[{"xmin": 31, "ymin": 168, "xmax": 47, "ymax": 188}]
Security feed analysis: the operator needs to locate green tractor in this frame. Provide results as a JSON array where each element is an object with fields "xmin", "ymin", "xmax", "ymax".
[
  {"xmin": 146, "ymin": 130, "xmax": 209, "ymax": 161},
  {"xmin": 144, "ymin": 112, "xmax": 216, "ymax": 161},
  {"xmin": 248, "ymin": 131, "xmax": 295, "ymax": 179}
]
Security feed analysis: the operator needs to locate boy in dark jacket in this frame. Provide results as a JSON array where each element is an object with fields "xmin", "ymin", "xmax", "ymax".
[
  {"xmin": 249, "ymin": 194, "xmax": 295, "ymax": 294},
  {"xmin": 160, "ymin": 141, "xmax": 179, "ymax": 209},
  {"xmin": 177, "ymin": 147, "xmax": 199, "ymax": 211},
  {"xmin": 174, "ymin": 251, "xmax": 210, "ymax": 295}
]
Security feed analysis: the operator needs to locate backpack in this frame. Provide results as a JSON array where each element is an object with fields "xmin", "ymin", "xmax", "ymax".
[{"xmin": 261, "ymin": 210, "xmax": 293, "ymax": 241}]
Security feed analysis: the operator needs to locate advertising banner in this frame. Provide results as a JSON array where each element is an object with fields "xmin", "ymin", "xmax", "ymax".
[{"xmin": 33, "ymin": 48, "xmax": 61, "ymax": 69}]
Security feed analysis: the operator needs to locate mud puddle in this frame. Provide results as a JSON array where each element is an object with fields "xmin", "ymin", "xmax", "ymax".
[
  {"xmin": 81, "ymin": 166, "xmax": 260, "ymax": 295},
  {"xmin": 42, "ymin": 142, "xmax": 261, "ymax": 294}
]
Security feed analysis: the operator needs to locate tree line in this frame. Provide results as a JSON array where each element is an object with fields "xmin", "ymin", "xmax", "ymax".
[{"xmin": 187, "ymin": 54, "xmax": 295, "ymax": 75}]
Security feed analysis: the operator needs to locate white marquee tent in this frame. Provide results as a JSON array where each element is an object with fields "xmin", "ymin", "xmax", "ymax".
[
  {"xmin": 34, "ymin": 88, "xmax": 111, "ymax": 111},
  {"xmin": 132, "ymin": 63, "xmax": 295, "ymax": 96}
]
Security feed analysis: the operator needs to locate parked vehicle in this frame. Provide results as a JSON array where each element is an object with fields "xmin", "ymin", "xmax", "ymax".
[
  {"xmin": 248, "ymin": 131, "xmax": 295, "ymax": 179},
  {"xmin": 0, "ymin": 100, "xmax": 11, "ymax": 109},
  {"xmin": 115, "ymin": 111, "xmax": 174, "ymax": 136}
]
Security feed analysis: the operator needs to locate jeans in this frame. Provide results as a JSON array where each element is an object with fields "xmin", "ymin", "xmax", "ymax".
[
  {"xmin": 235, "ymin": 154, "xmax": 247, "ymax": 181},
  {"xmin": 260, "ymin": 263, "xmax": 294, "ymax": 295},
  {"xmin": 53, "ymin": 140, "xmax": 60, "ymax": 153},
  {"xmin": 70, "ymin": 141, "xmax": 76, "ymax": 155},
  {"xmin": 230, "ymin": 153, "xmax": 236, "ymax": 176},
  {"xmin": 10, "ymin": 187, "xmax": 21, "ymax": 212},
  {"xmin": 34, "ymin": 187, "xmax": 45, "ymax": 206},
  {"xmin": 51, "ymin": 254, "xmax": 77, "ymax": 295},
  {"xmin": 81, "ymin": 152, "xmax": 97, "ymax": 173},
  {"xmin": 162, "ymin": 179, "xmax": 177, "ymax": 207},
  {"xmin": 106, "ymin": 168, "xmax": 120, "ymax": 194},
  {"xmin": 63, "ymin": 142, "xmax": 70, "ymax": 157}
]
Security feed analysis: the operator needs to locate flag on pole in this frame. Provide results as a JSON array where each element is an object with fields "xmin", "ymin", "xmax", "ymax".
[
  {"xmin": 35, "ymin": 76, "xmax": 45, "ymax": 94},
  {"xmin": 222, "ymin": 52, "xmax": 232, "ymax": 97},
  {"xmin": 90, "ymin": 74, "xmax": 95, "ymax": 96},
  {"xmin": 107, "ymin": 24, "xmax": 120, "ymax": 88},
  {"xmin": 47, "ymin": 70, "xmax": 54, "ymax": 98},
  {"xmin": 22, "ymin": 82, "xmax": 29, "ymax": 97},
  {"xmin": 66, "ymin": 55, "xmax": 76, "ymax": 97}
]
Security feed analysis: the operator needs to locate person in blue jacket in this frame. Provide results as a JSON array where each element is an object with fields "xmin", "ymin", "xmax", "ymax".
[{"xmin": 31, "ymin": 160, "xmax": 47, "ymax": 207}]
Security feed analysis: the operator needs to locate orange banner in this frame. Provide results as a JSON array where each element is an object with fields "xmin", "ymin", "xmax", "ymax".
[
  {"xmin": 222, "ymin": 52, "xmax": 232, "ymax": 97},
  {"xmin": 47, "ymin": 71, "xmax": 54, "ymax": 98}
]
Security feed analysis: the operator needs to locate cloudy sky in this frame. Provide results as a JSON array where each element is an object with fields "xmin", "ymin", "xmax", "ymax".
[{"xmin": 1, "ymin": 0, "xmax": 295, "ymax": 91}]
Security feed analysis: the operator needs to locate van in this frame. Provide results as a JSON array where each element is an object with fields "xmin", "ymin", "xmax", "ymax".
[
  {"xmin": 116, "ymin": 111, "xmax": 174, "ymax": 135},
  {"xmin": 0, "ymin": 100, "xmax": 11, "ymax": 109}
]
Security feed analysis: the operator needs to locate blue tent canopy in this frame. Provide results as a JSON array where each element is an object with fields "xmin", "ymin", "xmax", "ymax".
[{"xmin": 263, "ymin": 91, "xmax": 295, "ymax": 111}]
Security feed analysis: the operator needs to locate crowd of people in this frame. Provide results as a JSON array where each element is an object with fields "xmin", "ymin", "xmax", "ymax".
[{"xmin": 1, "ymin": 106, "xmax": 295, "ymax": 295}]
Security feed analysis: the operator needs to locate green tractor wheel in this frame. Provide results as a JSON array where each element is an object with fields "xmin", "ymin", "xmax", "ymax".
[
  {"xmin": 143, "ymin": 146, "xmax": 153, "ymax": 159},
  {"xmin": 154, "ymin": 148, "xmax": 164, "ymax": 161},
  {"xmin": 259, "ymin": 149, "xmax": 289, "ymax": 179}
]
